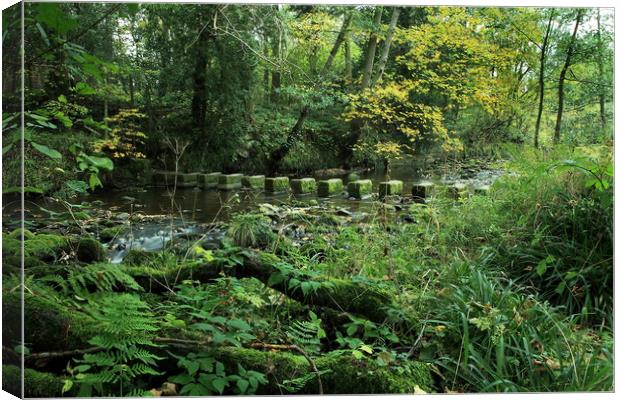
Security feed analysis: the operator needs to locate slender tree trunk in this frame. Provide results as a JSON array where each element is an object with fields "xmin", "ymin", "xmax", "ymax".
[
  {"xmin": 596, "ymin": 9, "xmax": 607, "ymax": 131},
  {"xmin": 129, "ymin": 74, "xmax": 135, "ymax": 107},
  {"xmin": 267, "ymin": 13, "xmax": 352, "ymax": 174},
  {"xmin": 373, "ymin": 7, "xmax": 400, "ymax": 86},
  {"xmin": 553, "ymin": 9, "xmax": 583, "ymax": 144},
  {"xmin": 270, "ymin": 35, "xmax": 281, "ymax": 103},
  {"xmin": 191, "ymin": 12, "xmax": 212, "ymax": 132},
  {"xmin": 343, "ymin": 7, "xmax": 383, "ymax": 168},
  {"xmin": 534, "ymin": 11, "xmax": 554, "ymax": 149},
  {"xmin": 344, "ymin": 30, "xmax": 352, "ymax": 82}
]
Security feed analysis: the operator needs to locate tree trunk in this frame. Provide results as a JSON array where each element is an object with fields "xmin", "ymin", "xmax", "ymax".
[
  {"xmin": 596, "ymin": 9, "xmax": 607, "ymax": 131},
  {"xmin": 344, "ymin": 30, "xmax": 352, "ymax": 82},
  {"xmin": 270, "ymin": 34, "xmax": 281, "ymax": 103},
  {"xmin": 267, "ymin": 13, "xmax": 352, "ymax": 173},
  {"xmin": 534, "ymin": 11, "xmax": 554, "ymax": 149},
  {"xmin": 553, "ymin": 10, "xmax": 582, "ymax": 144},
  {"xmin": 191, "ymin": 12, "xmax": 212, "ymax": 132},
  {"xmin": 373, "ymin": 7, "xmax": 400, "ymax": 86},
  {"xmin": 342, "ymin": 7, "xmax": 383, "ymax": 168}
]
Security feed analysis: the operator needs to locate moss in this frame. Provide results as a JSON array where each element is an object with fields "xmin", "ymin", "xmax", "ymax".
[
  {"xmin": 448, "ymin": 183, "xmax": 469, "ymax": 199},
  {"xmin": 378, "ymin": 180, "xmax": 404, "ymax": 198},
  {"xmin": 291, "ymin": 178, "xmax": 317, "ymax": 194},
  {"xmin": 347, "ymin": 179, "xmax": 373, "ymax": 199},
  {"xmin": 346, "ymin": 172, "xmax": 361, "ymax": 182},
  {"xmin": 198, "ymin": 172, "xmax": 222, "ymax": 189},
  {"xmin": 213, "ymin": 347, "xmax": 432, "ymax": 394},
  {"xmin": 242, "ymin": 175, "xmax": 266, "ymax": 190},
  {"xmin": 2, "ymin": 365, "xmax": 66, "ymax": 398},
  {"xmin": 317, "ymin": 179, "xmax": 344, "ymax": 197},
  {"xmin": 265, "ymin": 177, "xmax": 290, "ymax": 193},
  {"xmin": 474, "ymin": 185, "xmax": 491, "ymax": 195},
  {"xmin": 123, "ymin": 248, "xmax": 153, "ymax": 266},
  {"xmin": 3, "ymin": 289, "xmax": 94, "ymax": 352},
  {"xmin": 99, "ymin": 226, "xmax": 124, "ymax": 242},
  {"xmin": 177, "ymin": 173, "xmax": 199, "ymax": 188},
  {"xmin": 76, "ymin": 237, "xmax": 106, "ymax": 263},
  {"xmin": 8, "ymin": 228, "xmax": 35, "ymax": 240},
  {"xmin": 218, "ymin": 173, "xmax": 244, "ymax": 190},
  {"xmin": 412, "ymin": 181, "xmax": 434, "ymax": 201}
]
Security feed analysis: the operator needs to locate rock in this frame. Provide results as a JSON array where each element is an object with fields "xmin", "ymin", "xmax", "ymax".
[
  {"xmin": 197, "ymin": 172, "xmax": 222, "ymax": 189},
  {"xmin": 290, "ymin": 178, "xmax": 317, "ymax": 194},
  {"xmin": 411, "ymin": 181, "xmax": 434, "ymax": 203},
  {"xmin": 378, "ymin": 180, "xmax": 404, "ymax": 198},
  {"xmin": 347, "ymin": 179, "xmax": 373, "ymax": 199},
  {"xmin": 99, "ymin": 226, "xmax": 123, "ymax": 242},
  {"xmin": 346, "ymin": 172, "xmax": 361, "ymax": 182},
  {"xmin": 116, "ymin": 212, "xmax": 131, "ymax": 220},
  {"xmin": 318, "ymin": 178, "xmax": 344, "ymax": 197},
  {"xmin": 76, "ymin": 237, "xmax": 105, "ymax": 263},
  {"xmin": 474, "ymin": 185, "xmax": 491, "ymax": 195},
  {"xmin": 448, "ymin": 183, "xmax": 468, "ymax": 200},
  {"xmin": 218, "ymin": 173, "xmax": 244, "ymax": 190},
  {"xmin": 265, "ymin": 177, "xmax": 290, "ymax": 193},
  {"xmin": 242, "ymin": 175, "xmax": 266, "ymax": 190}
]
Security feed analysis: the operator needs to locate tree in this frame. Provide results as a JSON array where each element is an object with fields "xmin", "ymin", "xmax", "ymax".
[{"xmin": 533, "ymin": 10, "xmax": 554, "ymax": 148}]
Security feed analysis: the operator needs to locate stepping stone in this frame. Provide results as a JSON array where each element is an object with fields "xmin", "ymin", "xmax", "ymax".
[
  {"xmin": 242, "ymin": 175, "xmax": 265, "ymax": 190},
  {"xmin": 198, "ymin": 172, "xmax": 222, "ymax": 189},
  {"xmin": 412, "ymin": 181, "xmax": 434, "ymax": 202},
  {"xmin": 265, "ymin": 177, "xmax": 289, "ymax": 193},
  {"xmin": 474, "ymin": 185, "xmax": 491, "ymax": 195},
  {"xmin": 317, "ymin": 178, "xmax": 344, "ymax": 197},
  {"xmin": 347, "ymin": 179, "xmax": 373, "ymax": 199},
  {"xmin": 291, "ymin": 178, "xmax": 317, "ymax": 194},
  {"xmin": 448, "ymin": 183, "xmax": 468, "ymax": 199},
  {"xmin": 179, "ymin": 173, "xmax": 201, "ymax": 188},
  {"xmin": 378, "ymin": 180, "xmax": 404, "ymax": 198},
  {"xmin": 152, "ymin": 171, "xmax": 175, "ymax": 187},
  {"xmin": 346, "ymin": 172, "xmax": 360, "ymax": 182},
  {"xmin": 218, "ymin": 173, "xmax": 244, "ymax": 190},
  {"xmin": 153, "ymin": 172, "xmax": 198, "ymax": 188}
]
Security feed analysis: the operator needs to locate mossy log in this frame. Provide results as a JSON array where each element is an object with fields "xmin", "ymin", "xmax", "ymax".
[
  {"xmin": 214, "ymin": 346, "xmax": 432, "ymax": 394},
  {"xmin": 2, "ymin": 365, "xmax": 66, "ymax": 398},
  {"xmin": 127, "ymin": 251, "xmax": 395, "ymax": 323}
]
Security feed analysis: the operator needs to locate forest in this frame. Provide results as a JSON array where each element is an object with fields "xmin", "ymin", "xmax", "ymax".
[{"xmin": 1, "ymin": 2, "xmax": 614, "ymax": 396}]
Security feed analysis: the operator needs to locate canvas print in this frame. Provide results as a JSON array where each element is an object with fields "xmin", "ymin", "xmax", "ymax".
[{"xmin": 1, "ymin": 2, "xmax": 614, "ymax": 397}]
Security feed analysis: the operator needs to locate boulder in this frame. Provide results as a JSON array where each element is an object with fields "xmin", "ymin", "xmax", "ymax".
[
  {"xmin": 317, "ymin": 179, "xmax": 344, "ymax": 197},
  {"xmin": 448, "ymin": 183, "xmax": 468, "ymax": 200},
  {"xmin": 242, "ymin": 175, "xmax": 266, "ymax": 190},
  {"xmin": 198, "ymin": 172, "xmax": 222, "ymax": 189},
  {"xmin": 218, "ymin": 173, "xmax": 244, "ymax": 190},
  {"xmin": 290, "ymin": 178, "xmax": 317, "ymax": 194},
  {"xmin": 347, "ymin": 179, "xmax": 373, "ymax": 199},
  {"xmin": 265, "ymin": 177, "xmax": 289, "ymax": 193},
  {"xmin": 378, "ymin": 180, "xmax": 404, "ymax": 198},
  {"xmin": 411, "ymin": 181, "xmax": 434, "ymax": 202}
]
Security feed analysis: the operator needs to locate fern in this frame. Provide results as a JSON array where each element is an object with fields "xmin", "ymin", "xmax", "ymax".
[
  {"xmin": 65, "ymin": 263, "xmax": 142, "ymax": 298},
  {"xmin": 286, "ymin": 311, "xmax": 326, "ymax": 355},
  {"xmin": 73, "ymin": 293, "xmax": 162, "ymax": 397}
]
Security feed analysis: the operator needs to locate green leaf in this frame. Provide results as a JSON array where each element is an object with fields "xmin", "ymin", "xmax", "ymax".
[
  {"xmin": 237, "ymin": 379, "xmax": 249, "ymax": 394},
  {"xmin": 169, "ymin": 374, "xmax": 193, "ymax": 385},
  {"xmin": 228, "ymin": 319, "xmax": 251, "ymax": 331},
  {"xmin": 89, "ymin": 173, "xmax": 102, "ymax": 190},
  {"xmin": 61, "ymin": 379, "xmax": 73, "ymax": 394},
  {"xmin": 75, "ymin": 82, "xmax": 96, "ymax": 95},
  {"xmin": 58, "ymin": 94, "xmax": 67, "ymax": 103},
  {"xmin": 35, "ymin": 3, "xmax": 77, "ymax": 34},
  {"xmin": 3, "ymin": 143, "xmax": 13, "ymax": 155},
  {"xmin": 31, "ymin": 141, "xmax": 62, "ymax": 160},
  {"xmin": 212, "ymin": 377, "xmax": 227, "ymax": 394},
  {"xmin": 83, "ymin": 154, "xmax": 114, "ymax": 171}
]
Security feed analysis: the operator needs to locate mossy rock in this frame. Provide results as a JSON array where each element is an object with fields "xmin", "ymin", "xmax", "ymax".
[
  {"xmin": 378, "ymin": 180, "xmax": 404, "ymax": 198},
  {"xmin": 218, "ymin": 173, "xmax": 244, "ymax": 190},
  {"xmin": 242, "ymin": 175, "xmax": 265, "ymax": 190},
  {"xmin": 448, "ymin": 183, "xmax": 468, "ymax": 199},
  {"xmin": 317, "ymin": 179, "xmax": 343, "ymax": 197},
  {"xmin": 265, "ymin": 177, "xmax": 289, "ymax": 193},
  {"xmin": 152, "ymin": 171, "xmax": 176, "ymax": 187},
  {"xmin": 177, "ymin": 172, "xmax": 200, "ymax": 188},
  {"xmin": 8, "ymin": 228, "xmax": 35, "ymax": 240},
  {"xmin": 346, "ymin": 172, "xmax": 361, "ymax": 182},
  {"xmin": 2, "ymin": 365, "xmax": 66, "ymax": 398},
  {"xmin": 474, "ymin": 185, "xmax": 491, "ymax": 195},
  {"xmin": 122, "ymin": 248, "xmax": 153, "ymax": 266},
  {"xmin": 347, "ymin": 179, "xmax": 373, "ymax": 199},
  {"xmin": 290, "ymin": 178, "xmax": 317, "ymax": 194},
  {"xmin": 412, "ymin": 181, "xmax": 434, "ymax": 202},
  {"xmin": 76, "ymin": 237, "xmax": 106, "ymax": 263},
  {"xmin": 198, "ymin": 172, "xmax": 222, "ymax": 189},
  {"xmin": 99, "ymin": 226, "xmax": 124, "ymax": 242}
]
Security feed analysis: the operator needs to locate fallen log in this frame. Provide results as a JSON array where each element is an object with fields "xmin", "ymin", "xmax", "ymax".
[
  {"xmin": 126, "ymin": 250, "xmax": 396, "ymax": 323},
  {"xmin": 2, "ymin": 365, "xmax": 66, "ymax": 398}
]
